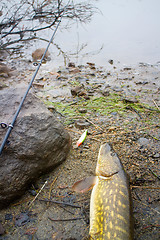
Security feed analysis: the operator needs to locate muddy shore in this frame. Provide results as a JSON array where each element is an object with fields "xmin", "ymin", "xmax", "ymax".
[{"xmin": 0, "ymin": 59, "xmax": 160, "ymax": 239}]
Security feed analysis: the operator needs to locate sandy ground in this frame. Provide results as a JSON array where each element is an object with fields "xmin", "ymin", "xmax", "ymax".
[{"xmin": 0, "ymin": 60, "xmax": 160, "ymax": 239}]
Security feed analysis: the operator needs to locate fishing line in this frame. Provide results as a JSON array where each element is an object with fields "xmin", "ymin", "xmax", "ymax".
[{"xmin": 0, "ymin": 0, "xmax": 70, "ymax": 155}]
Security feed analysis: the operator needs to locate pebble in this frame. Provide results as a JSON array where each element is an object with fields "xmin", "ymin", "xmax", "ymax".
[
  {"xmin": 78, "ymin": 109, "xmax": 87, "ymax": 113},
  {"xmin": 75, "ymin": 119, "xmax": 90, "ymax": 129},
  {"xmin": 153, "ymin": 153, "xmax": 160, "ymax": 158},
  {"xmin": 69, "ymin": 68, "xmax": 81, "ymax": 74},
  {"xmin": 32, "ymin": 48, "xmax": 49, "ymax": 61},
  {"xmin": 123, "ymin": 67, "xmax": 132, "ymax": 71},
  {"xmin": 68, "ymin": 62, "xmax": 75, "ymax": 68},
  {"xmin": 15, "ymin": 213, "xmax": 30, "ymax": 227},
  {"xmin": 71, "ymin": 86, "xmax": 82, "ymax": 96},
  {"xmin": 101, "ymin": 89, "xmax": 110, "ymax": 96},
  {"xmin": 111, "ymin": 87, "xmax": 123, "ymax": 92},
  {"xmin": 137, "ymin": 137, "xmax": 149, "ymax": 146},
  {"xmin": 108, "ymin": 59, "xmax": 113, "ymax": 65},
  {"xmin": 110, "ymin": 112, "xmax": 117, "ymax": 116}
]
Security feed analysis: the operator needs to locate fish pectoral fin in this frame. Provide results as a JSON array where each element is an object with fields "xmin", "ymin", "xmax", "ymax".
[{"xmin": 71, "ymin": 176, "xmax": 97, "ymax": 193}]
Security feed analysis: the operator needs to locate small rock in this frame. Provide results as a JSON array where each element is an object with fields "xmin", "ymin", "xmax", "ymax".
[
  {"xmin": 32, "ymin": 48, "xmax": 50, "ymax": 61},
  {"xmin": 75, "ymin": 120, "xmax": 90, "ymax": 129},
  {"xmin": 0, "ymin": 63, "xmax": 14, "ymax": 77},
  {"xmin": 87, "ymin": 62, "xmax": 95, "ymax": 69},
  {"xmin": 104, "ymin": 84, "xmax": 110, "ymax": 88},
  {"xmin": 78, "ymin": 90, "xmax": 88, "ymax": 97},
  {"xmin": 139, "ymin": 62, "xmax": 150, "ymax": 67},
  {"xmin": 108, "ymin": 59, "xmax": 113, "ymax": 65},
  {"xmin": 78, "ymin": 109, "xmax": 87, "ymax": 113},
  {"xmin": 71, "ymin": 86, "xmax": 82, "ymax": 96},
  {"xmin": 110, "ymin": 112, "xmax": 117, "ymax": 116},
  {"xmin": 32, "ymin": 83, "xmax": 44, "ymax": 88},
  {"xmin": 89, "ymin": 73, "xmax": 96, "ymax": 77},
  {"xmin": 111, "ymin": 86, "xmax": 123, "ymax": 92},
  {"xmin": 135, "ymin": 81, "xmax": 149, "ymax": 85},
  {"xmin": 122, "ymin": 97, "xmax": 138, "ymax": 104},
  {"xmin": 47, "ymin": 105, "xmax": 56, "ymax": 113},
  {"xmin": 68, "ymin": 62, "xmax": 75, "ymax": 68},
  {"xmin": 137, "ymin": 137, "xmax": 149, "ymax": 146},
  {"xmin": 15, "ymin": 212, "xmax": 30, "ymax": 227},
  {"xmin": 153, "ymin": 153, "xmax": 160, "ymax": 158},
  {"xmin": 83, "ymin": 95, "xmax": 90, "ymax": 100},
  {"xmin": 108, "ymin": 126, "xmax": 117, "ymax": 132},
  {"xmin": 123, "ymin": 67, "xmax": 132, "ymax": 71},
  {"xmin": 69, "ymin": 68, "xmax": 81, "ymax": 74},
  {"xmin": 101, "ymin": 90, "xmax": 110, "ymax": 96}
]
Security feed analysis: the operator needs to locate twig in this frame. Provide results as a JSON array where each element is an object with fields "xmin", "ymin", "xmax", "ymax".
[
  {"xmin": 48, "ymin": 177, "xmax": 58, "ymax": 201},
  {"xmin": 39, "ymin": 199, "xmax": 81, "ymax": 208},
  {"xmin": 89, "ymin": 137, "xmax": 101, "ymax": 142},
  {"xmin": 142, "ymin": 224, "xmax": 160, "ymax": 230},
  {"xmin": 135, "ymin": 199, "xmax": 160, "ymax": 215},
  {"xmin": 126, "ymin": 105, "xmax": 142, "ymax": 119},
  {"xmin": 65, "ymin": 128, "xmax": 81, "ymax": 134},
  {"xmin": 139, "ymin": 104, "xmax": 159, "ymax": 112},
  {"xmin": 152, "ymin": 99, "xmax": 160, "ymax": 111},
  {"xmin": 131, "ymin": 186, "xmax": 160, "ymax": 190},
  {"xmin": 63, "ymin": 101, "xmax": 78, "ymax": 111},
  {"xmin": 149, "ymin": 168, "xmax": 160, "ymax": 180},
  {"xmin": 28, "ymin": 180, "xmax": 48, "ymax": 208},
  {"xmin": 142, "ymin": 131, "xmax": 160, "ymax": 141},
  {"xmin": 83, "ymin": 116, "xmax": 103, "ymax": 131},
  {"xmin": 134, "ymin": 191, "xmax": 141, "ymax": 201},
  {"xmin": 48, "ymin": 216, "xmax": 83, "ymax": 222},
  {"xmin": 48, "ymin": 200, "xmax": 75, "ymax": 215}
]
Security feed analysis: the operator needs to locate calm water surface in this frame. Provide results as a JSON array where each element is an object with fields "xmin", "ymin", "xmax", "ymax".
[
  {"xmin": 52, "ymin": 0, "xmax": 160, "ymax": 66},
  {"xmin": 4, "ymin": 0, "xmax": 160, "ymax": 67}
]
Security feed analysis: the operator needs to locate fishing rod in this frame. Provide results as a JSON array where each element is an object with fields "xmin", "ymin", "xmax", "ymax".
[{"xmin": 0, "ymin": 1, "xmax": 70, "ymax": 156}]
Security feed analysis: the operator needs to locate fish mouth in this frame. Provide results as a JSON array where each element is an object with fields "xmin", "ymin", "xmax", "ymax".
[{"xmin": 99, "ymin": 170, "xmax": 119, "ymax": 178}]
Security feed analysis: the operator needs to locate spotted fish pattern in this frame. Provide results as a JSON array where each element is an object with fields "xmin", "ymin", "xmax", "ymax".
[{"xmin": 89, "ymin": 143, "xmax": 133, "ymax": 240}]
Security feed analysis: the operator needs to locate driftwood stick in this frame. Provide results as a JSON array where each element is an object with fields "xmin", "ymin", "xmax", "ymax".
[{"xmin": 28, "ymin": 180, "xmax": 48, "ymax": 208}]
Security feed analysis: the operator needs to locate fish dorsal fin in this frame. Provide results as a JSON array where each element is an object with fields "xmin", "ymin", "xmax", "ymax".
[{"xmin": 71, "ymin": 176, "xmax": 97, "ymax": 193}]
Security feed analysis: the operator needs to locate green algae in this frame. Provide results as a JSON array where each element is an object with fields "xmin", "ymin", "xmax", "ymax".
[{"xmin": 44, "ymin": 93, "xmax": 159, "ymax": 125}]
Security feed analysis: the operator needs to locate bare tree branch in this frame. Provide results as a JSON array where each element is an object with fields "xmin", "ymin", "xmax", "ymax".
[{"xmin": 0, "ymin": 0, "xmax": 97, "ymax": 51}]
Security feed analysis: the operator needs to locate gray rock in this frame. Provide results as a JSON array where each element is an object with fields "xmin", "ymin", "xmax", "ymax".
[
  {"xmin": 108, "ymin": 59, "xmax": 113, "ymax": 65},
  {"xmin": 101, "ymin": 89, "xmax": 110, "ymax": 96},
  {"xmin": 137, "ymin": 137, "xmax": 149, "ymax": 146},
  {"xmin": 78, "ymin": 109, "xmax": 87, "ymax": 113},
  {"xmin": 153, "ymin": 153, "xmax": 160, "ymax": 158},
  {"xmin": 75, "ymin": 119, "xmax": 90, "ymax": 129},
  {"xmin": 0, "ymin": 87, "xmax": 71, "ymax": 209}
]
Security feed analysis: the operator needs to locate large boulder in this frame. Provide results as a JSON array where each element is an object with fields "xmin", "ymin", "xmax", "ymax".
[{"xmin": 0, "ymin": 87, "xmax": 71, "ymax": 208}]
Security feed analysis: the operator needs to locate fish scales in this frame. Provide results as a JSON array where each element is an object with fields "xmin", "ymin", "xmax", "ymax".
[{"xmin": 89, "ymin": 143, "xmax": 133, "ymax": 240}]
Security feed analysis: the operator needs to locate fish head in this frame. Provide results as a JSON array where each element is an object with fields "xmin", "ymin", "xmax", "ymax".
[{"xmin": 96, "ymin": 143, "xmax": 122, "ymax": 177}]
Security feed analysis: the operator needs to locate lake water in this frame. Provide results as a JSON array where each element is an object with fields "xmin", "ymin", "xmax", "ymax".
[
  {"xmin": 50, "ymin": 0, "xmax": 160, "ymax": 66},
  {"xmin": 3, "ymin": 0, "xmax": 160, "ymax": 67}
]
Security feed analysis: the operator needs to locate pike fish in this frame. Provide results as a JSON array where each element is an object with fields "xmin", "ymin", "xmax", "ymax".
[
  {"xmin": 72, "ymin": 143, "xmax": 133, "ymax": 240},
  {"xmin": 89, "ymin": 143, "xmax": 133, "ymax": 239}
]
